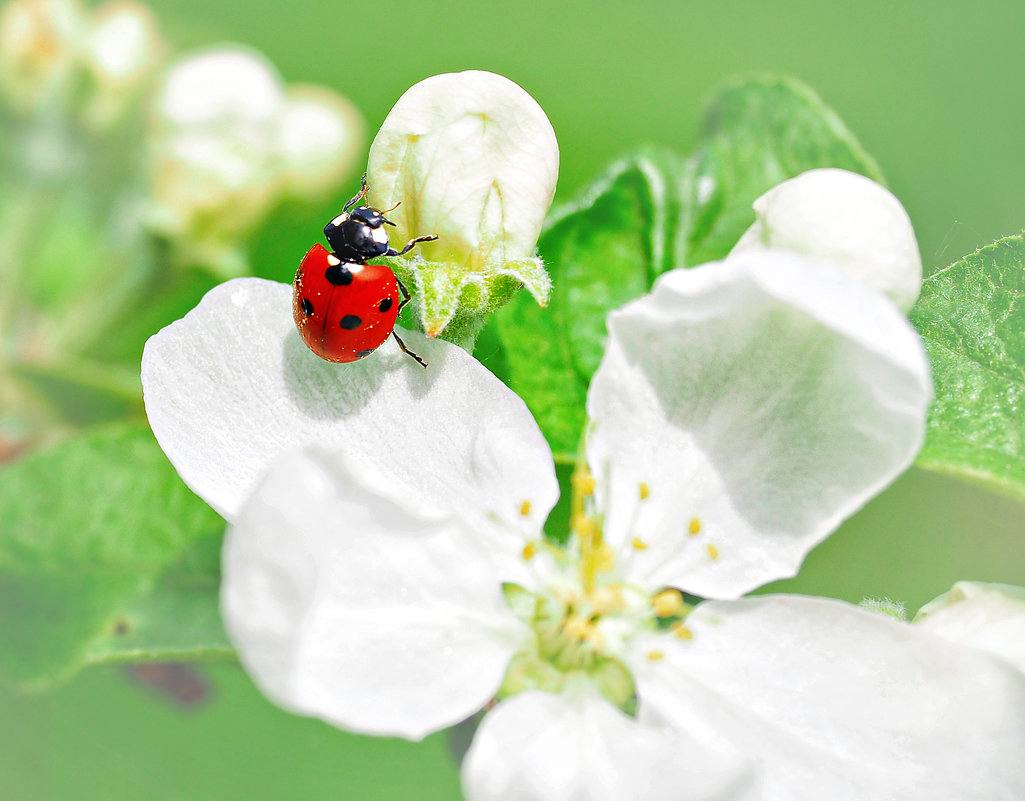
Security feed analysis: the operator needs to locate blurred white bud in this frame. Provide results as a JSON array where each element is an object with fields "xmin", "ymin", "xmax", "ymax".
[
  {"xmin": 731, "ymin": 168, "xmax": 923, "ymax": 312},
  {"xmin": 0, "ymin": 0, "xmax": 84, "ymax": 111},
  {"xmin": 146, "ymin": 46, "xmax": 286, "ymax": 270},
  {"xmin": 367, "ymin": 70, "xmax": 559, "ymax": 340},
  {"xmin": 81, "ymin": 1, "xmax": 165, "ymax": 129},
  {"xmin": 275, "ymin": 85, "xmax": 363, "ymax": 199},
  {"xmin": 914, "ymin": 581, "xmax": 1025, "ymax": 673}
]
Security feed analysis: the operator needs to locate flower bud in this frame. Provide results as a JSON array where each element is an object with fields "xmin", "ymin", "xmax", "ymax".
[
  {"xmin": 81, "ymin": 1, "xmax": 165, "ymax": 129},
  {"xmin": 275, "ymin": 85, "xmax": 363, "ymax": 200},
  {"xmin": 146, "ymin": 46, "xmax": 285, "ymax": 273},
  {"xmin": 0, "ymin": 0, "xmax": 83, "ymax": 112},
  {"xmin": 731, "ymin": 168, "xmax": 922, "ymax": 312},
  {"xmin": 367, "ymin": 70, "xmax": 558, "ymax": 343}
]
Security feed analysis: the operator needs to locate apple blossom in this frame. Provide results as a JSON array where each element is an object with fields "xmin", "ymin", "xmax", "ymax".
[{"xmin": 142, "ymin": 248, "xmax": 1025, "ymax": 800}]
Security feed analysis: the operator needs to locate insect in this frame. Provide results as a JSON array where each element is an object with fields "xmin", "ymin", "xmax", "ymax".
[{"xmin": 292, "ymin": 175, "xmax": 437, "ymax": 367}]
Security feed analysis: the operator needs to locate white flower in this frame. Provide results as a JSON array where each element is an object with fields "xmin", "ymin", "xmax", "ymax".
[
  {"xmin": 731, "ymin": 168, "xmax": 923, "ymax": 311},
  {"xmin": 146, "ymin": 46, "xmax": 362, "ymax": 273},
  {"xmin": 914, "ymin": 581, "xmax": 1025, "ymax": 673},
  {"xmin": 366, "ymin": 70, "xmax": 559, "ymax": 339},
  {"xmin": 142, "ymin": 249, "xmax": 1025, "ymax": 800}
]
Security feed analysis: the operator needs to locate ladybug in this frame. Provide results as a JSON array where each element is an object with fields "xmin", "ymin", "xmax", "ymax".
[{"xmin": 292, "ymin": 175, "xmax": 437, "ymax": 367}]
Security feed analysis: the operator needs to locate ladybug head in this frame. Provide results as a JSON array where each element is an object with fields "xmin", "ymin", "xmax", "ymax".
[
  {"xmin": 324, "ymin": 205, "xmax": 395, "ymax": 262},
  {"xmin": 348, "ymin": 206, "xmax": 397, "ymax": 229}
]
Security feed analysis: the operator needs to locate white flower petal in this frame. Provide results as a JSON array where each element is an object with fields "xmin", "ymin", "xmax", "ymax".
[
  {"xmin": 141, "ymin": 278, "xmax": 558, "ymax": 528},
  {"xmin": 462, "ymin": 685, "xmax": 755, "ymax": 801},
  {"xmin": 366, "ymin": 70, "xmax": 558, "ymax": 268},
  {"xmin": 85, "ymin": 2, "xmax": 162, "ymax": 85},
  {"xmin": 587, "ymin": 251, "xmax": 930, "ymax": 598},
  {"xmin": 223, "ymin": 448, "xmax": 530, "ymax": 740},
  {"xmin": 915, "ymin": 581, "xmax": 1025, "ymax": 672},
  {"xmin": 731, "ymin": 168, "xmax": 922, "ymax": 311},
  {"xmin": 628, "ymin": 595, "xmax": 1025, "ymax": 801}
]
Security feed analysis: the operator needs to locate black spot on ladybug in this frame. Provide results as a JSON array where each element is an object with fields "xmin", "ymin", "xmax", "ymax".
[
  {"xmin": 340, "ymin": 314, "xmax": 362, "ymax": 330},
  {"xmin": 300, "ymin": 298, "xmax": 314, "ymax": 316},
  {"xmin": 379, "ymin": 298, "xmax": 393, "ymax": 313},
  {"xmin": 325, "ymin": 263, "xmax": 353, "ymax": 286},
  {"xmin": 357, "ymin": 349, "xmax": 374, "ymax": 359}
]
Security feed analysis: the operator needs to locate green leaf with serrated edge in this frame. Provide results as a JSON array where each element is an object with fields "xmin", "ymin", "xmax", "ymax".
[
  {"xmin": 496, "ymin": 75, "xmax": 883, "ymax": 460},
  {"xmin": 681, "ymin": 74, "xmax": 885, "ymax": 268},
  {"xmin": 495, "ymin": 148, "xmax": 683, "ymax": 459},
  {"xmin": 910, "ymin": 234, "xmax": 1025, "ymax": 504},
  {"xmin": 0, "ymin": 424, "xmax": 224, "ymax": 687}
]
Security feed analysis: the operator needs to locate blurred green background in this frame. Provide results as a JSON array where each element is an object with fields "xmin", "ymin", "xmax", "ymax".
[{"xmin": 4, "ymin": 0, "xmax": 1025, "ymax": 798}]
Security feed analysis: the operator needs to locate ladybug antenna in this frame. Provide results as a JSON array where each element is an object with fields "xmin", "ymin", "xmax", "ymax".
[{"xmin": 380, "ymin": 201, "xmax": 401, "ymax": 225}]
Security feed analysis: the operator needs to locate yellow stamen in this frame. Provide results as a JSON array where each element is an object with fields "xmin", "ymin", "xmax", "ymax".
[
  {"xmin": 706, "ymin": 544, "xmax": 719, "ymax": 560},
  {"xmin": 631, "ymin": 536, "xmax": 648, "ymax": 551},
  {"xmin": 672, "ymin": 624, "xmax": 694, "ymax": 640},
  {"xmin": 647, "ymin": 650, "xmax": 665, "ymax": 661},
  {"xmin": 520, "ymin": 500, "xmax": 531, "ymax": 517},
  {"xmin": 689, "ymin": 517, "xmax": 702, "ymax": 535},
  {"xmin": 571, "ymin": 465, "xmax": 596, "ymax": 497},
  {"xmin": 652, "ymin": 589, "xmax": 684, "ymax": 618},
  {"xmin": 522, "ymin": 542, "xmax": 537, "ymax": 561},
  {"xmin": 639, "ymin": 482, "xmax": 650, "ymax": 500},
  {"xmin": 594, "ymin": 542, "xmax": 615, "ymax": 574},
  {"xmin": 572, "ymin": 512, "xmax": 598, "ymax": 540},
  {"xmin": 591, "ymin": 585, "xmax": 625, "ymax": 615}
]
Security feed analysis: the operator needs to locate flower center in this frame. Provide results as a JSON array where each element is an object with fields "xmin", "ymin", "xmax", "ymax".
[{"xmin": 499, "ymin": 463, "xmax": 692, "ymax": 711}]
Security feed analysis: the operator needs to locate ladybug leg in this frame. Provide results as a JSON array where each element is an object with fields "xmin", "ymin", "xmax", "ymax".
[
  {"xmin": 386, "ymin": 234, "xmax": 438, "ymax": 257},
  {"xmin": 392, "ymin": 277, "xmax": 427, "ymax": 367},
  {"xmin": 392, "ymin": 331, "xmax": 428, "ymax": 368},
  {"xmin": 343, "ymin": 173, "xmax": 369, "ymax": 212},
  {"xmin": 396, "ymin": 275, "xmax": 412, "ymax": 312}
]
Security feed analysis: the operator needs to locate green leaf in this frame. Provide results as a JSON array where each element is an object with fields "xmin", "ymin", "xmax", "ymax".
[
  {"xmin": 681, "ymin": 74, "xmax": 885, "ymax": 267},
  {"xmin": 496, "ymin": 75, "xmax": 885, "ymax": 459},
  {"xmin": 910, "ymin": 234, "xmax": 1025, "ymax": 503},
  {"xmin": 0, "ymin": 424, "xmax": 225, "ymax": 687},
  {"xmin": 495, "ymin": 148, "xmax": 684, "ymax": 459}
]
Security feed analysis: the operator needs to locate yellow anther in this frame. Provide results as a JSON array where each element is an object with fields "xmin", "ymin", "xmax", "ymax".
[
  {"xmin": 563, "ymin": 615, "xmax": 594, "ymax": 642},
  {"xmin": 639, "ymin": 482, "xmax": 650, "ymax": 500},
  {"xmin": 652, "ymin": 589, "xmax": 684, "ymax": 618},
  {"xmin": 590, "ymin": 585, "xmax": 625, "ymax": 615},
  {"xmin": 647, "ymin": 650, "xmax": 665, "ymax": 661},
  {"xmin": 594, "ymin": 542, "xmax": 615, "ymax": 574},
  {"xmin": 706, "ymin": 544, "xmax": 719, "ymax": 560},
  {"xmin": 572, "ymin": 466, "xmax": 596, "ymax": 497},
  {"xmin": 672, "ymin": 623, "xmax": 694, "ymax": 640},
  {"xmin": 522, "ymin": 542, "xmax": 537, "ymax": 561},
  {"xmin": 689, "ymin": 517, "xmax": 702, "ymax": 535},
  {"xmin": 631, "ymin": 536, "xmax": 648, "ymax": 551},
  {"xmin": 572, "ymin": 513, "xmax": 598, "ymax": 539},
  {"xmin": 520, "ymin": 500, "xmax": 531, "ymax": 517}
]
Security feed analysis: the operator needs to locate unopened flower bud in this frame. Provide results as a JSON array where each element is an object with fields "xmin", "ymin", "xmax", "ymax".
[{"xmin": 731, "ymin": 168, "xmax": 922, "ymax": 312}]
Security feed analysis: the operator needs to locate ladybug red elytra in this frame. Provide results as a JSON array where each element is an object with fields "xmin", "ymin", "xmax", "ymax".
[{"xmin": 292, "ymin": 175, "xmax": 437, "ymax": 367}]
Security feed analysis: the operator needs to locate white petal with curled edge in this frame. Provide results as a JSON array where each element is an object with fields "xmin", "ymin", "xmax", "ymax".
[
  {"xmin": 915, "ymin": 581, "xmax": 1025, "ymax": 673},
  {"xmin": 586, "ymin": 251, "xmax": 931, "ymax": 599},
  {"xmin": 223, "ymin": 448, "xmax": 531, "ymax": 740},
  {"xmin": 462, "ymin": 684, "xmax": 755, "ymax": 801},
  {"xmin": 627, "ymin": 595, "xmax": 1025, "ymax": 801},
  {"xmin": 141, "ymin": 278, "xmax": 558, "ymax": 528},
  {"xmin": 731, "ymin": 168, "xmax": 922, "ymax": 311},
  {"xmin": 366, "ymin": 70, "xmax": 559, "ymax": 268}
]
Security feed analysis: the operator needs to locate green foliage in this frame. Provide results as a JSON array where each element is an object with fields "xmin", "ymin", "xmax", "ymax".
[
  {"xmin": 496, "ymin": 75, "xmax": 884, "ymax": 459},
  {"xmin": 911, "ymin": 234, "xmax": 1025, "ymax": 503},
  {"xmin": 0, "ymin": 425, "xmax": 226, "ymax": 687}
]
